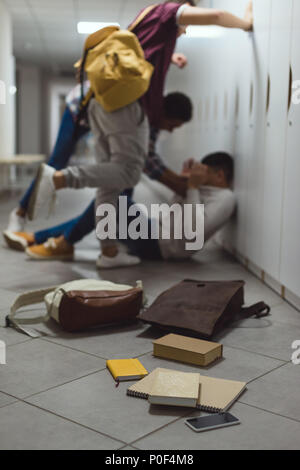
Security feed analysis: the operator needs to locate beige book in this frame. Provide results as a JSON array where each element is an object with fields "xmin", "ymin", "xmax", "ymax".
[
  {"xmin": 153, "ymin": 334, "xmax": 223, "ymax": 367},
  {"xmin": 197, "ymin": 375, "xmax": 247, "ymax": 413},
  {"xmin": 148, "ymin": 368, "xmax": 201, "ymax": 408}
]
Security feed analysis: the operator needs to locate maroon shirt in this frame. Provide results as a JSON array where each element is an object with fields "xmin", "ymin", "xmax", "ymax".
[{"xmin": 130, "ymin": 2, "xmax": 182, "ymax": 127}]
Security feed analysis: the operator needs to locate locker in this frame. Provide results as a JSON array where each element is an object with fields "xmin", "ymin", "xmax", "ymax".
[
  {"xmin": 280, "ymin": 0, "xmax": 300, "ymax": 297},
  {"xmin": 244, "ymin": 0, "xmax": 272, "ymax": 267},
  {"xmin": 231, "ymin": 28, "xmax": 253, "ymax": 255},
  {"xmin": 261, "ymin": 0, "xmax": 293, "ymax": 279}
]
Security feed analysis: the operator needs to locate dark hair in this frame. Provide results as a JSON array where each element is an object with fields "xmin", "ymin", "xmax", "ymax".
[
  {"xmin": 163, "ymin": 92, "xmax": 193, "ymax": 122},
  {"xmin": 201, "ymin": 152, "xmax": 234, "ymax": 183},
  {"xmin": 165, "ymin": 1, "xmax": 196, "ymax": 6}
]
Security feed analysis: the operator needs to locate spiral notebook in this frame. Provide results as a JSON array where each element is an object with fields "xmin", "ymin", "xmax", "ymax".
[
  {"xmin": 127, "ymin": 368, "xmax": 160, "ymax": 398},
  {"xmin": 127, "ymin": 368, "xmax": 246, "ymax": 413},
  {"xmin": 196, "ymin": 375, "xmax": 246, "ymax": 413}
]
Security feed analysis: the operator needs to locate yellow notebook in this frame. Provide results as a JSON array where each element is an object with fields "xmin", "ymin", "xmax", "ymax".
[{"xmin": 106, "ymin": 359, "xmax": 148, "ymax": 382}]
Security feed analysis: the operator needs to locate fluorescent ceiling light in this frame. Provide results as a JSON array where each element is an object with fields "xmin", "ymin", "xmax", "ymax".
[
  {"xmin": 186, "ymin": 26, "xmax": 225, "ymax": 38},
  {"xmin": 77, "ymin": 21, "xmax": 120, "ymax": 34}
]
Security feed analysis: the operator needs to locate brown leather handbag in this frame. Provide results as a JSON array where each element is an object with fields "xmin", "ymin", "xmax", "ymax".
[
  {"xmin": 7, "ymin": 279, "xmax": 144, "ymax": 337},
  {"xmin": 138, "ymin": 279, "xmax": 270, "ymax": 339}
]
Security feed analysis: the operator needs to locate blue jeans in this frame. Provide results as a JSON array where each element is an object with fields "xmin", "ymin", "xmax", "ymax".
[
  {"xmin": 20, "ymin": 107, "xmax": 89, "ymax": 210},
  {"xmin": 35, "ymin": 199, "xmax": 95, "ymax": 245},
  {"xmin": 34, "ymin": 190, "xmax": 162, "ymax": 260}
]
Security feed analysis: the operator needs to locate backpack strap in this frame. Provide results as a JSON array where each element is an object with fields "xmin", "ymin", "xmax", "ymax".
[
  {"xmin": 240, "ymin": 302, "xmax": 271, "ymax": 319},
  {"xmin": 6, "ymin": 287, "xmax": 57, "ymax": 338},
  {"xmin": 76, "ymin": 26, "xmax": 121, "ymax": 125},
  {"xmin": 128, "ymin": 4, "xmax": 158, "ymax": 32},
  {"xmin": 75, "ymin": 5, "xmax": 157, "ymax": 128}
]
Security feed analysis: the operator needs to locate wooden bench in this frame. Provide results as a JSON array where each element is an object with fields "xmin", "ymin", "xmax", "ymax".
[
  {"xmin": 0, "ymin": 154, "xmax": 45, "ymax": 189},
  {"xmin": 0, "ymin": 155, "xmax": 45, "ymax": 166}
]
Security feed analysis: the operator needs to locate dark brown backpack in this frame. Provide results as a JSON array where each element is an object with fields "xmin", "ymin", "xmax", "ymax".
[{"xmin": 138, "ymin": 279, "xmax": 270, "ymax": 339}]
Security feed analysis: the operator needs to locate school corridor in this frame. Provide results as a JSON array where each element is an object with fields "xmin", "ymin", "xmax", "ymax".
[{"xmin": 0, "ymin": 0, "xmax": 300, "ymax": 452}]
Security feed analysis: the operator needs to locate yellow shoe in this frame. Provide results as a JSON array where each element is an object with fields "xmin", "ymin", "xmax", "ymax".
[
  {"xmin": 26, "ymin": 238, "xmax": 74, "ymax": 261},
  {"xmin": 3, "ymin": 231, "xmax": 35, "ymax": 252}
]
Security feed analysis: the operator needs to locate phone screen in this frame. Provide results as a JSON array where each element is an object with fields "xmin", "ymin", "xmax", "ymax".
[{"xmin": 186, "ymin": 413, "xmax": 239, "ymax": 430}]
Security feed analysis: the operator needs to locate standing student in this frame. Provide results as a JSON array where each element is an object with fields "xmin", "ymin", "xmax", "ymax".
[
  {"xmin": 6, "ymin": 1, "xmax": 253, "ymax": 268},
  {"xmin": 5, "ymin": 92, "xmax": 193, "ymax": 266}
]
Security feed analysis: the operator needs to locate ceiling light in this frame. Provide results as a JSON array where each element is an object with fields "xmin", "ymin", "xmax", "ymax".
[
  {"xmin": 186, "ymin": 26, "xmax": 225, "ymax": 38},
  {"xmin": 77, "ymin": 22, "xmax": 120, "ymax": 35}
]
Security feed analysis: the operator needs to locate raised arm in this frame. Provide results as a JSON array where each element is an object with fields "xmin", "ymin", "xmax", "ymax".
[{"xmin": 178, "ymin": 1, "xmax": 253, "ymax": 32}]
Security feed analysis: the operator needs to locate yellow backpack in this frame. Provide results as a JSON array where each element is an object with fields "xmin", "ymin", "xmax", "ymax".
[{"xmin": 77, "ymin": 5, "xmax": 156, "ymax": 114}]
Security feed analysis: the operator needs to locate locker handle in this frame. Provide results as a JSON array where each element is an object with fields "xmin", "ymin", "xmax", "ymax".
[
  {"xmin": 235, "ymin": 87, "xmax": 239, "ymax": 119},
  {"xmin": 249, "ymin": 80, "xmax": 254, "ymax": 117},
  {"xmin": 266, "ymin": 74, "xmax": 271, "ymax": 114},
  {"xmin": 288, "ymin": 65, "xmax": 293, "ymax": 112},
  {"xmin": 224, "ymin": 91, "xmax": 228, "ymax": 120}
]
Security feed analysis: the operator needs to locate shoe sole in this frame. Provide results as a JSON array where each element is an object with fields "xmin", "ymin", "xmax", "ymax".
[
  {"xmin": 3, "ymin": 231, "xmax": 27, "ymax": 252},
  {"xmin": 27, "ymin": 163, "xmax": 46, "ymax": 221},
  {"xmin": 96, "ymin": 260, "xmax": 141, "ymax": 269},
  {"xmin": 26, "ymin": 247, "xmax": 74, "ymax": 261}
]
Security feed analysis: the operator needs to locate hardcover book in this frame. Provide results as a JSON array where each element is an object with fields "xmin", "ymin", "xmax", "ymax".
[
  {"xmin": 148, "ymin": 368, "xmax": 201, "ymax": 408},
  {"xmin": 153, "ymin": 334, "xmax": 223, "ymax": 367}
]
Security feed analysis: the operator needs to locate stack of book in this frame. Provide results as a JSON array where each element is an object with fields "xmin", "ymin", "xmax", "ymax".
[{"xmin": 127, "ymin": 368, "xmax": 247, "ymax": 413}]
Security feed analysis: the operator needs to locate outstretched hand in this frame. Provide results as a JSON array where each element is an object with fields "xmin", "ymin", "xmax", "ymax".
[{"xmin": 172, "ymin": 53, "xmax": 188, "ymax": 69}]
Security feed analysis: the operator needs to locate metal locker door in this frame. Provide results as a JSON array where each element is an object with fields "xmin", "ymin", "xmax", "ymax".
[
  {"xmin": 261, "ymin": 0, "xmax": 293, "ymax": 279},
  {"xmin": 280, "ymin": 0, "xmax": 300, "ymax": 298},
  {"xmin": 245, "ymin": 0, "xmax": 272, "ymax": 268}
]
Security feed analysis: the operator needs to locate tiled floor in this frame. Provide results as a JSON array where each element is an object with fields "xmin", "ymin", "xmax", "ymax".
[{"xmin": 0, "ymin": 187, "xmax": 300, "ymax": 450}]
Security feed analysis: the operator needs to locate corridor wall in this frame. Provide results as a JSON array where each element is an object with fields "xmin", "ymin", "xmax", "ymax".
[
  {"xmin": 163, "ymin": 0, "xmax": 300, "ymax": 309},
  {"xmin": 0, "ymin": 0, "xmax": 15, "ymax": 158}
]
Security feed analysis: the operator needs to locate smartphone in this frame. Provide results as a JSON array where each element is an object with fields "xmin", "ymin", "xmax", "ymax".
[{"xmin": 185, "ymin": 413, "xmax": 240, "ymax": 433}]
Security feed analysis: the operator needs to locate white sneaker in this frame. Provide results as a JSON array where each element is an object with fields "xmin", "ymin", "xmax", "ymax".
[
  {"xmin": 3, "ymin": 231, "xmax": 34, "ymax": 252},
  {"xmin": 96, "ymin": 251, "xmax": 141, "ymax": 269},
  {"xmin": 6, "ymin": 208, "xmax": 26, "ymax": 232},
  {"xmin": 27, "ymin": 164, "xmax": 56, "ymax": 221}
]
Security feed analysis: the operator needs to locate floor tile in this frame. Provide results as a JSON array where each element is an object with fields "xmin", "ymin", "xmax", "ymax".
[
  {"xmin": 269, "ymin": 302, "xmax": 300, "ymax": 327},
  {"xmin": 216, "ymin": 318, "xmax": 300, "ymax": 361},
  {"xmin": 137, "ymin": 345, "xmax": 285, "ymax": 384},
  {"xmin": 240, "ymin": 362, "xmax": 300, "ymax": 421},
  {"xmin": 0, "ymin": 326, "xmax": 31, "ymax": 347},
  {"xmin": 27, "ymin": 369, "xmax": 191, "ymax": 443},
  {"xmin": 0, "ymin": 288, "xmax": 20, "ymax": 326},
  {"xmin": 0, "ymin": 339, "xmax": 105, "ymax": 398},
  {"xmin": 133, "ymin": 402, "xmax": 300, "ymax": 450},
  {"xmin": 44, "ymin": 321, "xmax": 154, "ymax": 359},
  {"xmin": 117, "ymin": 446, "xmax": 139, "ymax": 450},
  {"xmin": 0, "ymin": 391, "xmax": 18, "ymax": 408},
  {"xmin": 0, "ymin": 401, "xmax": 122, "ymax": 450}
]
